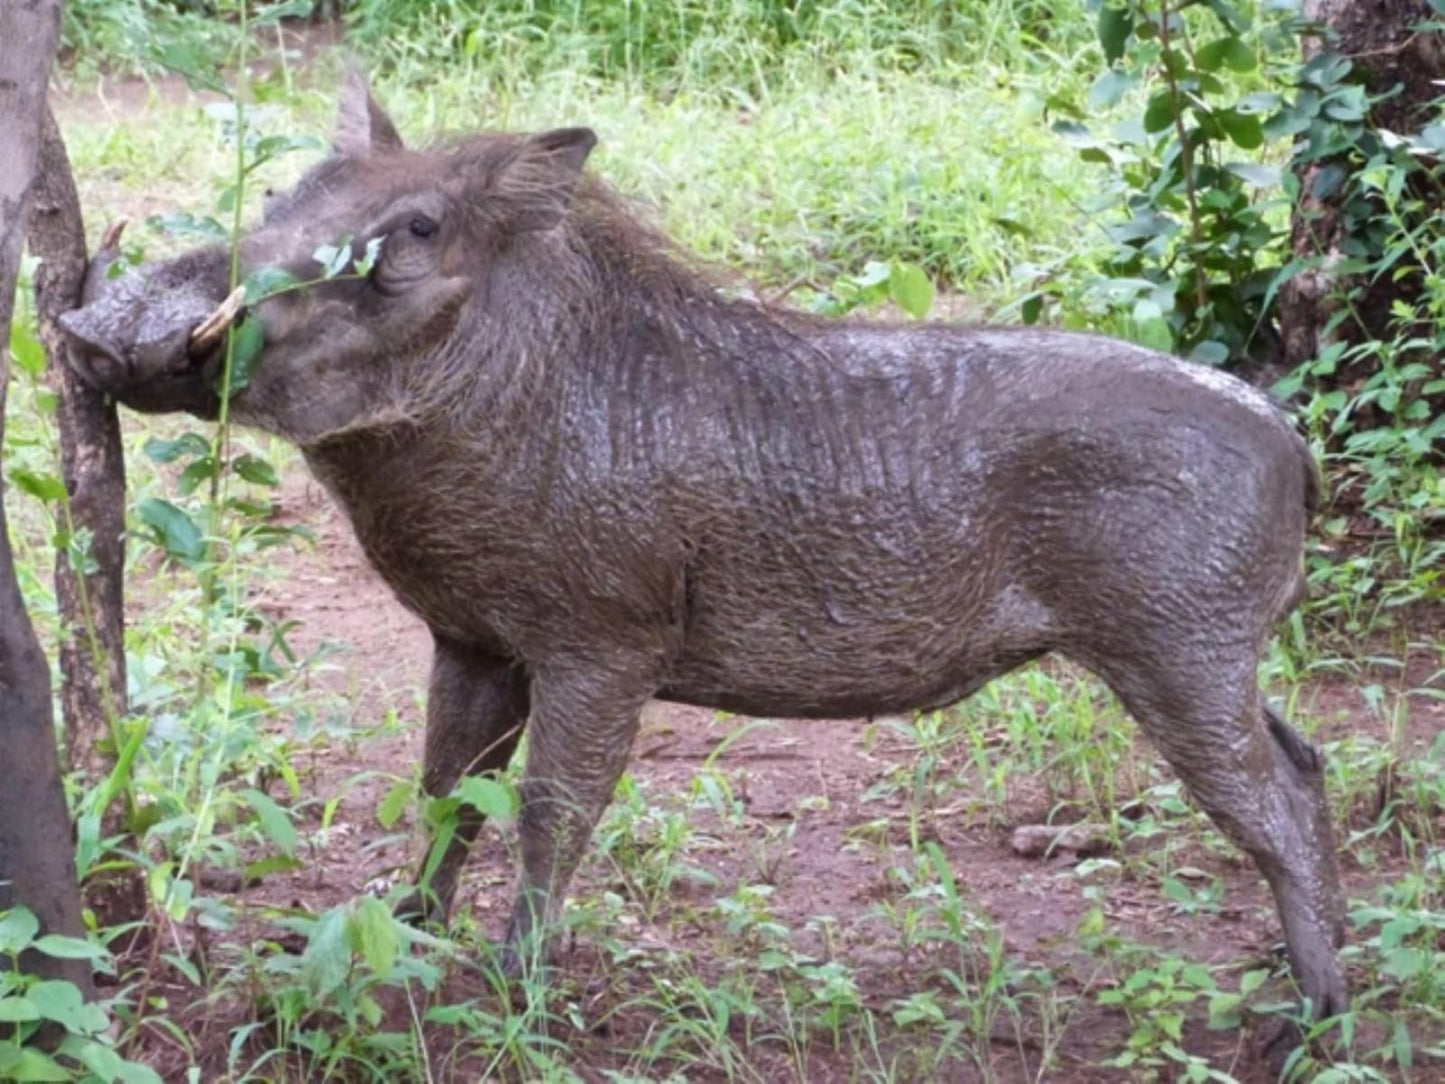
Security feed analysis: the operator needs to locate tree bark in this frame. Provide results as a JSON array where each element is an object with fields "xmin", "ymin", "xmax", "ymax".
[
  {"xmin": 31, "ymin": 107, "xmax": 130, "ymax": 787},
  {"xmin": 0, "ymin": 0, "xmax": 95, "ymax": 997},
  {"xmin": 1279, "ymin": 0, "xmax": 1445, "ymax": 371}
]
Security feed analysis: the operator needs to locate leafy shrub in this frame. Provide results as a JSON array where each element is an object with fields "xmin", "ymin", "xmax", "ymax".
[{"xmin": 1042, "ymin": 0, "xmax": 1442, "ymax": 623}]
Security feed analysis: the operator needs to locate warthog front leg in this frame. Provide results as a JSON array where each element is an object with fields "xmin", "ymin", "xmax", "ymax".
[
  {"xmin": 502, "ymin": 658, "xmax": 656, "ymax": 975},
  {"xmin": 397, "ymin": 637, "xmax": 529, "ymax": 924}
]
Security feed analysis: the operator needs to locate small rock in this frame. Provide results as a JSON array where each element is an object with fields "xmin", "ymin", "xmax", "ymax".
[{"xmin": 1009, "ymin": 822, "xmax": 1113, "ymax": 859}]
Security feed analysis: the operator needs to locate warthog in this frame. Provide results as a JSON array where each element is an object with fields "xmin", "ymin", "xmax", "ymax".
[{"xmin": 61, "ymin": 76, "xmax": 1347, "ymax": 1038}]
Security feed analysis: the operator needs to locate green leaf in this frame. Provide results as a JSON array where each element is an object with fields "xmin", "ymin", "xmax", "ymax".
[
  {"xmin": 146, "ymin": 212, "xmax": 228, "ymax": 243},
  {"xmin": 1381, "ymin": 947, "xmax": 1428, "ymax": 981},
  {"xmin": 0, "ymin": 996, "xmax": 40, "ymax": 1023},
  {"xmin": 314, "ymin": 236, "xmax": 357, "ymax": 279},
  {"xmin": 1310, "ymin": 163, "xmax": 1347, "ymax": 201},
  {"xmin": 1323, "ymin": 88, "xmax": 1368, "ymax": 121},
  {"xmin": 138, "ymin": 498, "xmax": 205, "ymax": 564},
  {"xmin": 358, "ymin": 993, "xmax": 383, "ymax": 1026},
  {"xmin": 9, "ymin": 319, "xmax": 46, "ymax": 377},
  {"xmin": 1162, "ymin": 877, "xmax": 1193, "ymax": 903},
  {"xmin": 243, "ymin": 789, "xmax": 298, "ymax": 855},
  {"xmin": 248, "ymin": 132, "xmax": 324, "ymax": 161},
  {"xmin": 1237, "ymin": 90, "xmax": 1281, "ymax": 115},
  {"xmin": 0, "ymin": 1047, "xmax": 71, "ymax": 1082},
  {"xmin": 243, "ymin": 854, "xmax": 306, "ymax": 882},
  {"xmin": 1189, "ymin": 341, "xmax": 1230, "ymax": 366},
  {"xmin": 852, "ymin": 260, "xmax": 893, "ymax": 289},
  {"xmin": 27, "ymin": 979, "xmax": 92, "ymax": 1030},
  {"xmin": 147, "ymin": 41, "xmax": 229, "ymax": 95},
  {"xmin": 302, "ymin": 907, "xmax": 351, "ymax": 996},
  {"xmin": 143, "ymin": 432, "xmax": 212, "ymax": 464},
  {"xmin": 1196, "ymin": 36, "xmax": 1231, "ymax": 72},
  {"xmin": 68, "ymin": 1038, "xmax": 164, "ymax": 1084},
  {"xmin": 253, "ymin": 1, "xmax": 316, "ymax": 28},
  {"xmin": 1159, "ymin": 1011, "xmax": 1185, "ymax": 1040},
  {"xmin": 0, "ymin": 907, "xmax": 40, "ymax": 953},
  {"xmin": 1226, "ymin": 162, "xmax": 1279, "ymax": 187},
  {"xmin": 1089, "ymin": 69, "xmax": 1135, "ymax": 110},
  {"xmin": 1221, "ymin": 36, "xmax": 1256, "ymax": 72},
  {"xmin": 226, "ymin": 318, "xmax": 266, "ymax": 395},
  {"xmin": 162, "ymin": 952, "xmax": 202, "ymax": 986},
  {"xmin": 1207, "ymin": 992, "xmax": 1243, "ymax": 1029},
  {"xmin": 1021, "ymin": 294, "xmax": 1044, "ymax": 326},
  {"xmin": 1197, "ymin": 36, "xmax": 1255, "ymax": 73},
  {"xmin": 1218, "ymin": 110, "xmax": 1264, "ymax": 149},
  {"xmin": 1098, "ymin": 2, "xmax": 1134, "ymax": 64},
  {"xmin": 1240, "ymin": 968, "xmax": 1270, "ymax": 995},
  {"xmin": 242, "ymin": 266, "xmax": 300, "ymax": 303},
  {"xmin": 177, "ymin": 456, "xmax": 219, "ymax": 497},
  {"xmin": 31, "ymin": 934, "xmax": 107, "ymax": 960},
  {"xmin": 349, "ymin": 896, "xmax": 400, "ymax": 979},
  {"xmin": 1143, "ymin": 92, "xmax": 1178, "ymax": 134},
  {"xmin": 888, "ymin": 263, "xmax": 935, "ymax": 320},
  {"xmin": 8, "ymin": 468, "xmax": 67, "ymax": 504},
  {"xmin": 454, "ymin": 777, "xmax": 517, "ymax": 820},
  {"xmin": 1204, "ymin": 0, "xmax": 1246, "ymax": 30},
  {"xmin": 377, "ymin": 780, "xmax": 415, "ymax": 829},
  {"xmin": 1133, "ymin": 315, "xmax": 1173, "ymax": 353},
  {"xmin": 232, "ymin": 454, "xmax": 279, "ymax": 488}
]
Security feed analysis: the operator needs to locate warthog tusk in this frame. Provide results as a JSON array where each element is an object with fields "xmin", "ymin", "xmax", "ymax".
[
  {"xmin": 99, "ymin": 217, "xmax": 128, "ymax": 251},
  {"xmin": 188, "ymin": 286, "xmax": 247, "ymax": 355}
]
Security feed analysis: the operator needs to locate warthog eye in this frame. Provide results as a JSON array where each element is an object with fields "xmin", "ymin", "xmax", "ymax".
[{"xmin": 408, "ymin": 215, "xmax": 437, "ymax": 239}]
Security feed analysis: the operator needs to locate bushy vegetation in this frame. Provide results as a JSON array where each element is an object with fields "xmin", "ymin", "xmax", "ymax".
[{"xmin": 6, "ymin": 0, "xmax": 1442, "ymax": 1080}]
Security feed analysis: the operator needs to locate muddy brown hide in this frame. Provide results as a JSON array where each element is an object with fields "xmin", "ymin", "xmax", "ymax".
[{"xmin": 60, "ymin": 78, "xmax": 1348, "ymax": 1033}]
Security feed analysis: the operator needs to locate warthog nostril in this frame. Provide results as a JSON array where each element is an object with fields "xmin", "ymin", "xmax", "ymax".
[{"xmin": 56, "ymin": 310, "xmax": 132, "ymax": 388}]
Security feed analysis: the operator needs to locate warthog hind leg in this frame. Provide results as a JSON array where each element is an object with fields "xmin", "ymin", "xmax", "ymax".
[{"xmin": 1095, "ymin": 652, "xmax": 1347, "ymax": 1060}]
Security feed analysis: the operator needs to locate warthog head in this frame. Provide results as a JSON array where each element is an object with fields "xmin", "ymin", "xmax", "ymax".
[{"xmin": 60, "ymin": 75, "xmax": 597, "ymax": 445}]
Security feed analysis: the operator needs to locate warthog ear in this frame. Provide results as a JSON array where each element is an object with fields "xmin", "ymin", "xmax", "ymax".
[
  {"xmin": 335, "ymin": 69, "xmax": 404, "ymax": 157},
  {"xmin": 496, "ymin": 127, "xmax": 598, "ymax": 232}
]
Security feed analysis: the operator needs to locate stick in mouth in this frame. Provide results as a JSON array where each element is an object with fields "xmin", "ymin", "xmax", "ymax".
[{"xmin": 188, "ymin": 286, "xmax": 247, "ymax": 356}]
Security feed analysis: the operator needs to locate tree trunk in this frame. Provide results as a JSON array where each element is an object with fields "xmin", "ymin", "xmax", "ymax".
[
  {"xmin": 31, "ymin": 107, "xmax": 130, "ymax": 787},
  {"xmin": 0, "ymin": 0, "xmax": 95, "ymax": 997},
  {"xmin": 30, "ymin": 109, "xmax": 146, "ymax": 927},
  {"xmin": 1278, "ymin": 0, "xmax": 1445, "ymax": 371}
]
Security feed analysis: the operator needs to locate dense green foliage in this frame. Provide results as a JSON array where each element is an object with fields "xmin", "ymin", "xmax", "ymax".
[
  {"xmin": 4, "ymin": 0, "xmax": 1441, "ymax": 1080},
  {"xmin": 1052, "ymin": 0, "xmax": 1444, "ymax": 632}
]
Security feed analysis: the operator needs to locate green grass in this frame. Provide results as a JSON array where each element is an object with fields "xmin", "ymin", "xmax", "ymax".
[
  {"xmin": 4, "ymin": 4, "xmax": 1444, "ymax": 1081},
  {"xmin": 56, "ymin": 60, "xmax": 1103, "ymax": 309}
]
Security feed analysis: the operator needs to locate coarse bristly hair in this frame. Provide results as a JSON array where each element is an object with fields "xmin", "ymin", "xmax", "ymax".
[{"xmin": 393, "ymin": 131, "xmax": 829, "ymax": 430}]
